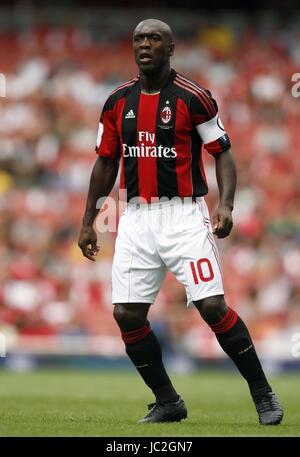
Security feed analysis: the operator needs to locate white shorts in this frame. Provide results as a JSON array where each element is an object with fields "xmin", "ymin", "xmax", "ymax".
[{"xmin": 112, "ymin": 197, "xmax": 224, "ymax": 307}]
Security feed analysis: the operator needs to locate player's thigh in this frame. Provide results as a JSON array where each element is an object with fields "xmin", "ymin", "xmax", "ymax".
[
  {"xmin": 112, "ymin": 210, "xmax": 166, "ymax": 305},
  {"xmin": 159, "ymin": 202, "xmax": 224, "ymax": 306},
  {"xmin": 112, "ymin": 254, "xmax": 166, "ymax": 304},
  {"xmin": 176, "ymin": 233, "xmax": 223, "ymax": 306}
]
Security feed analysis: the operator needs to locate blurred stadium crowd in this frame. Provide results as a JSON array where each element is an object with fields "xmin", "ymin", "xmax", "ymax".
[{"xmin": 1, "ymin": 9, "xmax": 300, "ymax": 360}]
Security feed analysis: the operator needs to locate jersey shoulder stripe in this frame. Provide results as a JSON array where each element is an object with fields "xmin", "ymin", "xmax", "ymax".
[
  {"xmin": 176, "ymin": 73, "xmax": 216, "ymax": 111},
  {"xmin": 103, "ymin": 77, "xmax": 139, "ymax": 112},
  {"xmin": 109, "ymin": 77, "xmax": 139, "ymax": 97},
  {"xmin": 174, "ymin": 74, "xmax": 217, "ymax": 117},
  {"xmin": 174, "ymin": 78, "xmax": 213, "ymax": 115}
]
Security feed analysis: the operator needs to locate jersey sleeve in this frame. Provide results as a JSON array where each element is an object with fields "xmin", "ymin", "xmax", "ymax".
[
  {"xmin": 95, "ymin": 98, "xmax": 120, "ymax": 159},
  {"xmin": 190, "ymin": 89, "xmax": 231, "ymax": 155}
]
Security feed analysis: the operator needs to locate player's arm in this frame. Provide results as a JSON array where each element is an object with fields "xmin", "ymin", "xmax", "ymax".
[
  {"xmin": 192, "ymin": 90, "xmax": 235, "ymax": 238},
  {"xmin": 78, "ymin": 97, "xmax": 120, "ymax": 261},
  {"xmin": 78, "ymin": 156, "xmax": 119, "ymax": 261},
  {"xmin": 213, "ymin": 148, "xmax": 236, "ymax": 238}
]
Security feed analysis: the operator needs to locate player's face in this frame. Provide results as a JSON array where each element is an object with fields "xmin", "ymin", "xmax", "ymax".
[{"xmin": 133, "ymin": 25, "xmax": 173, "ymax": 74}]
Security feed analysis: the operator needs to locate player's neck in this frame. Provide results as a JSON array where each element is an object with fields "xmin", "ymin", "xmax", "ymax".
[{"xmin": 139, "ymin": 65, "xmax": 171, "ymax": 94}]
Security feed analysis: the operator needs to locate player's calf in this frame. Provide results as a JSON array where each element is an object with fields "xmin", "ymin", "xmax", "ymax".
[
  {"xmin": 194, "ymin": 296, "xmax": 284, "ymax": 425},
  {"xmin": 114, "ymin": 303, "xmax": 180, "ymax": 405}
]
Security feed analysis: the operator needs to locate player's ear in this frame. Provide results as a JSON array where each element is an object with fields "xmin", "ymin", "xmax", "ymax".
[{"xmin": 168, "ymin": 43, "xmax": 174, "ymax": 57}]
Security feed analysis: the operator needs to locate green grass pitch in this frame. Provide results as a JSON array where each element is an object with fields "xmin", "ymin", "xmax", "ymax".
[{"xmin": 0, "ymin": 369, "xmax": 299, "ymax": 436}]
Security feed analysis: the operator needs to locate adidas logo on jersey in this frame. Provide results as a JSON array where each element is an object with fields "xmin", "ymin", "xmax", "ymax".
[{"xmin": 125, "ymin": 109, "xmax": 135, "ymax": 119}]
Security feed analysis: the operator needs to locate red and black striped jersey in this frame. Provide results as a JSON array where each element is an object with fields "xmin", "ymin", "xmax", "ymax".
[{"xmin": 95, "ymin": 69, "xmax": 231, "ymax": 203}]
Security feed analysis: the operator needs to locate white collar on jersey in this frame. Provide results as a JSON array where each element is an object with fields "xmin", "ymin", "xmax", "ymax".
[{"xmin": 141, "ymin": 90, "xmax": 160, "ymax": 95}]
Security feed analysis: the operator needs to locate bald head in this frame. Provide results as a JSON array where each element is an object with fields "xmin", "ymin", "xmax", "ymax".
[
  {"xmin": 134, "ymin": 19, "xmax": 173, "ymax": 44},
  {"xmin": 133, "ymin": 18, "xmax": 174, "ymax": 76}
]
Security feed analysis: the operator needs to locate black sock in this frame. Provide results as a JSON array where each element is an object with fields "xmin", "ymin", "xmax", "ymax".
[
  {"xmin": 122, "ymin": 323, "xmax": 178, "ymax": 403},
  {"xmin": 211, "ymin": 308, "xmax": 272, "ymax": 397}
]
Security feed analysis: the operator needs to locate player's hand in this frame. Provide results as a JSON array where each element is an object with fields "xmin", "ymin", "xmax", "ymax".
[
  {"xmin": 212, "ymin": 205, "xmax": 233, "ymax": 238},
  {"xmin": 78, "ymin": 225, "xmax": 100, "ymax": 261}
]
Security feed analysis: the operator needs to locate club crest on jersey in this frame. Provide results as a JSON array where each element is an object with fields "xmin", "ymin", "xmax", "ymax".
[{"xmin": 160, "ymin": 106, "xmax": 172, "ymax": 124}]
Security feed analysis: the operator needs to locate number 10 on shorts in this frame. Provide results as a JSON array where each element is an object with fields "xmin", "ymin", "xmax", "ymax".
[{"xmin": 190, "ymin": 258, "xmax": 214, "ymax": 283}]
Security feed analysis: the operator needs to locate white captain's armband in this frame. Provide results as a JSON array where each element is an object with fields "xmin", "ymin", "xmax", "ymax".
[
  {"xmin": 196, "ymin": 114, "xmax": 226, "ymax": 143},
  {"xmin": 196, "ymin": 114, "xmax": 231, "ymax": 155}
]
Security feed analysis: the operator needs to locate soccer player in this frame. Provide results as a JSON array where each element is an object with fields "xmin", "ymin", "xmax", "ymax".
[{"xmin": 78, "ymin": 19, "xmax": 284, "ymax": 425}]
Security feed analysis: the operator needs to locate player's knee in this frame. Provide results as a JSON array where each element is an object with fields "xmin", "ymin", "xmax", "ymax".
[
  {"xmin": 113, "ymin": 303, "xmax": 147, "ymax": 331},
  {"xmin": 113, "ymin": 304, "xmax": 130, "ymax": 327},
  {"xmin": 194, "ymin": 295, "xmax": 227, "ymax": 324}
]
